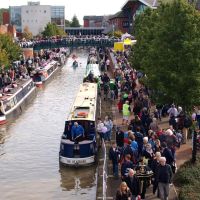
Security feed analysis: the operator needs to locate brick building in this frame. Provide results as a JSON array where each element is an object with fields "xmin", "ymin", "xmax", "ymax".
[
  {"xmin": 0, "ymin": 24, "xmax": 16, "ymax": 37},
  {"xmin": 2, "ymin": 11, "xmax": 10, "ymax": 25},
  {"xmin": 83, "ymin": 15, "xmax": 111, "ymax": 28},
  {"xmin": 109, "ymin": 0, "xmax": 158, "ymax": 33}
]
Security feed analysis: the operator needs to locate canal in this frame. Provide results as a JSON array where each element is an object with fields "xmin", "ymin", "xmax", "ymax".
[{"xmin": 0, "ymin": 49, "xmax": 97, "ymax": 200}]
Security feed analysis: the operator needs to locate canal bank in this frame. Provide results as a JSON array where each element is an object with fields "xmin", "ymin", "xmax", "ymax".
[{"xmin": 96, "ymin": 50, "xmax": 192, "ymax": 200}]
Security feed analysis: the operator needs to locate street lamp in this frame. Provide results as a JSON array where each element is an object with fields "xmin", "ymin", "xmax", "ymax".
[
  {"xmin": 112, "ymin": 24, "xmax": 115, "ymax": 37},
  {"xmin": 129, "ymin": 23, "xmax": 133, "ymax": 34}
]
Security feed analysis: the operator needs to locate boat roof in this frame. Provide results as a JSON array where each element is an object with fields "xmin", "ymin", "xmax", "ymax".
[
  {"xmin": 38, "ymin": 60, "xmax": 57, "ymax": 71},
  {"xmin": 0, "ymin": 78, "xmax": 34, "ymax": 101},
  {"xmin": 67, "ymin": 83, "xmax": 98, "ymax": 121},
  {"xmin": 85, "ymin": 64, "xmax": 100, "ymax": 78}
]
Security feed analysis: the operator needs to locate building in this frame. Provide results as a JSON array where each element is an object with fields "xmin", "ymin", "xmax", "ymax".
[
  {"xmin": 2, "ymin": 11, "xmax": 10, "ymax": 25},
  {"xmin": 9, "ymin": 1, "xmax": 65, "ymax": 36},
  {"xmin": 0, "ymin": 24, "xmax": 16, "ymax": 37},
  {"xmin": 109, "ymin": 0, "xmax": 158, "ymax": 33},
  {"xmin": 83, "ymin": 15, "xmax": 111, "ymax": 28}
]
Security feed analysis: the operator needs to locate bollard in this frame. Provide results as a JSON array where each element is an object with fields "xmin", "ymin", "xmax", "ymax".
[{"xmin": 192, "ymin": 130, "xmax": 197, "ymax": 163}]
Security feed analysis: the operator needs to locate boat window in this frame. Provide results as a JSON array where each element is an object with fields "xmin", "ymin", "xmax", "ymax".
[{"xmin": 15, "ymin": 90, "xmax": 24, "ymax": 102}]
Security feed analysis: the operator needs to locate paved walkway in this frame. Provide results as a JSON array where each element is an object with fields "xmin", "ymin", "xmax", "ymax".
[{"xmin": 103, "ymin": 98, "xmax": 192, "ymax": 200}]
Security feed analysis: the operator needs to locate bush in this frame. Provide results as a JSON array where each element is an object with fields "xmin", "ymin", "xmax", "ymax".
[{"xmin": 174, "ymin": 157, "xmax": 200, "ymax": 200}]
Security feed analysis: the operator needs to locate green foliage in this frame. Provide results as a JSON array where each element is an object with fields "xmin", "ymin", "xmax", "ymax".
[
  {"xmin": 42, "ymin": 23, "xmax": 66, "ymax": 37},
  {"xmin": 65, "ymin": 19, "xmax": 71, "ymax": 27},
  {"xmin": 0, "ymin": 34, "xmax": 21, "ymax": 63},
  {"xmin": 108, "ymin": 30, "xmax": 123, "ymax": 38},
  {"xmin": 70, "ymin": 15, "xmax": 80, "ymax": 27},
  {"xmin": 0, "ymin": 48, "xmax": 9, "ymax": 69},
  {"xmin": 174, "ymin": 157, "xmax": 200, "ymax": 199},
  {"xmin": 129, "ymin": 0, "xmax": 200, "ymax": 110}
]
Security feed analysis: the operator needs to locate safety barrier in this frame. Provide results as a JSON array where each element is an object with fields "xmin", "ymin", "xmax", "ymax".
[{"xmin": 102, "ymin": 139, "xmax": 108, "ymax": 200}]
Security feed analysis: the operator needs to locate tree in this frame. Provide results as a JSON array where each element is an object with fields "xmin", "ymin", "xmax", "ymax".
[
  {"xmin": 108, "ymin": 30, "xmax": 123, "ymax": 38},
  {"xmin": 42, "ymin": 23, "xmax": 66, "ymax": 37},
  {"xmin": 65, "ymin": 19, "xmax": 71, "ymax": 27},
  {"xmin": 129, "ymin": 0, "xmax": 200, "ymax": 110},
  {"xmin": 0, "ymin": 34, "xmax": 21, "ymax": 62},
  {"xmin": 70, "ymin": 15, "xmax": 80, "ymax": 27},
  {"xmin": 22, "ymin": 26, "xmax": 33, "ymax": 40},
  {"xmin": 0, "ymin": 47, "xmax": 9, "ymax": 70}
]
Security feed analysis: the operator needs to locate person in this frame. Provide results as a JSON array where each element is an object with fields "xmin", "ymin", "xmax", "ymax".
[
  {"xmin": 167, "ymin": 104, "xmax": 178, "ymax": 118},
  {"xmin": 109, "ymin": 142, "xmax": 120, "ymax": 178},
  {"xmin": 122, "ymin": 101, "xmax": 131, "ymax": 125},
  {"xmin": 116, "ymin": 182, "xmax": 132, "ymax": 200},
  {"xmin": 104, "ymin": 116, "xmax": 113, "ymax": 141},
  {"xmin": 151, "ymin": 152, "xmax": 161, "ymax": 196},
  {"xmin": 157, "ymin": 157, "xmax": 173, "ymax": 200},
  {"xmin": 71, "ymin": 122, "xmax": 84, "ymax": 143},
  {"xmin": 125, "ymin": 169, "xmax": 140, "ymax": 200},
  {"xmin": 121, "ymin": 154, "xmax": 134, "ymax": 181},
  {"xmin": 116, "ymin": 126, "xmax": 124, "ymax": 148},
  {"xmin": 97, "ymin": 118, "xmax": 107, "ymax": 146}
]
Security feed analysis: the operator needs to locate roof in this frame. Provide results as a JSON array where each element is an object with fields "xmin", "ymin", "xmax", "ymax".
[
  {"xmin": 109, "ymin": 11, "xmax": 128, "ymax": 20},
  {"xmin": 67, "ymin": 83, "xmax": 98, "ymax": 121},
  {"xmin": 122, "ymin": 0, "xmax": 158, "ymax": 10},
  {"xmin": 83, "ymin": 16, "xmax": 104, "ymax": 21}
]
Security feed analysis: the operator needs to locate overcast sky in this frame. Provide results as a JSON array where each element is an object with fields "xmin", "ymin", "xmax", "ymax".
[{"xmin": 0, "ymin": 0, "xmax": 126, "ymax": 24}]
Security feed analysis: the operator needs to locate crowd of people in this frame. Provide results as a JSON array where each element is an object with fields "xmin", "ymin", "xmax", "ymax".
[
  {"xmin": 0, "ymin": 48, "xmax": 66, "ymax": 93},
  {"xmin": 95, "ymin": 47, "xmax": 194, "ymax": 200},
  {"xmin": 18, "ymin": 35, "xmax": 120, "ymax": 49}
]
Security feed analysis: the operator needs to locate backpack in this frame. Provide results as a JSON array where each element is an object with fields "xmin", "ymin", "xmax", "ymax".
[{"xmin": 184, "ymin": 116, "xmax": 192, "ymax": 128}]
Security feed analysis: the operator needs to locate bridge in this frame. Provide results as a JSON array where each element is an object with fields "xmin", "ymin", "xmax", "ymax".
[
  {"xmin": 21, "ymin": 38, "xmax": 120, "ymax": 51},
  {"xmin": 65, "ymin": 27, "xmax": 105, "ymax": 35}
]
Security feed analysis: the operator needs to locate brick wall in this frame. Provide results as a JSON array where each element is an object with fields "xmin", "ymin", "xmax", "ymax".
[{"xmin": 2, "ymin": 11, "xmax": 10, "ymax": 25}]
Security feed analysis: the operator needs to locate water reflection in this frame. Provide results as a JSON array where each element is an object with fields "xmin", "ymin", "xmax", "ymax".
[
  {"xmin": 0, "ymin": 49, "xmax": 97, "ymax": 200},
  {"xmin": 59, "ymin": 165, "xmax": 97, "ymax": 192}
]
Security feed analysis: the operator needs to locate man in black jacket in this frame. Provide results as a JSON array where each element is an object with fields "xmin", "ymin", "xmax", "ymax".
[
  {"xmin": 125, "ymin": 169, "xmax": 140, "ymax": 200},
  {"xmin": 157, "ymin": 157, "xmax": 173, "ymax": 200},
  {"xmin": 109, "ymin": 142, "xmax": 120, "ymax": 178}
]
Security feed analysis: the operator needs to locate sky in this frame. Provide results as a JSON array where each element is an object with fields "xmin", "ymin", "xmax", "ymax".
[{"xmin": 0, "ymin": 0, "xmax": 126, "ymax": 24}]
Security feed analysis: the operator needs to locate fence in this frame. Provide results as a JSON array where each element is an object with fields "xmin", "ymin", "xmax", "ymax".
[{"xmin": 102, "ymin": 139, "xmax": 108, "ymax": 200}]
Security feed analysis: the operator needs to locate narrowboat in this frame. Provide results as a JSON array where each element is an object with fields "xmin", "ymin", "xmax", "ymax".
[
  {"xmin": 0, "ymin": 78, "xmax": 36, "ymax": 124},
  {"xmin": 33, "ymin": 49, "xmax": 69, "ymax": 87},
  {"xmin": 32, "ymin": 60, "xmax": 59, "ymax": 87},
  {"xmin": 59, "ymin": 83, "xmax": 98, "ymax": 166}
]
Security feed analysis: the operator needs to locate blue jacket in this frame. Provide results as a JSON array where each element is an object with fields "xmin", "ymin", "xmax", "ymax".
[{"xmin": 71, "ymin": 125, "xmax": 84, "ymax": 139}]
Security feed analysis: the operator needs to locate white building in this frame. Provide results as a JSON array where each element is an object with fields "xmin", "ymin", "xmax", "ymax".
[{"xmin": 10, "ymin": 2, "xmax": 65, "ymax": 36}]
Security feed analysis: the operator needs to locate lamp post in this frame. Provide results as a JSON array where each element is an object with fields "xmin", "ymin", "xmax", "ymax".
[
  {"xmin": 112, "ymin": 24, "xmax": 115, "ymax": 37},
  {"xmin": 129, "ymin": 23, "xmax": 133, "ymax": 34}
]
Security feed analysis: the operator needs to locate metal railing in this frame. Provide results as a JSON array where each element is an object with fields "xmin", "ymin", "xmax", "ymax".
[{"xmin": 102, "ymin": 139, "xmax": 108, "ymax": 200}]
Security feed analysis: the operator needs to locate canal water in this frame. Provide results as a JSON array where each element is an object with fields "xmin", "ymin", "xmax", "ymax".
[{"xmin": 0, "ymin": 49, "xmax": 97, "ymax": 200}]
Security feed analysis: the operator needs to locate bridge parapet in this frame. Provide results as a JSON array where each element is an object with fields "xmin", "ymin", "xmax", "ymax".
[{"xmin": 20, "ymin": 38, "xmax": 120, "ymax": 51}]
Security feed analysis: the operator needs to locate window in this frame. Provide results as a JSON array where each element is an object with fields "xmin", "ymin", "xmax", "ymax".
[
  {"xmin": 44, "ymin": 10, "xmax": 46, "ymax": 13},
  {"xmin": 26, "ymin": 10, "xmax": 29, "ymax": 13}
]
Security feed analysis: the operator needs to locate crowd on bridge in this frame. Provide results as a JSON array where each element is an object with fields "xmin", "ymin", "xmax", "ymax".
[
  {"xmin": 18, "ymin": 35, "xmax": 120, "ymax": 49},
  {"xmin": 96, "ymin": 47, "xmax": 194, "ymax": 200}
]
